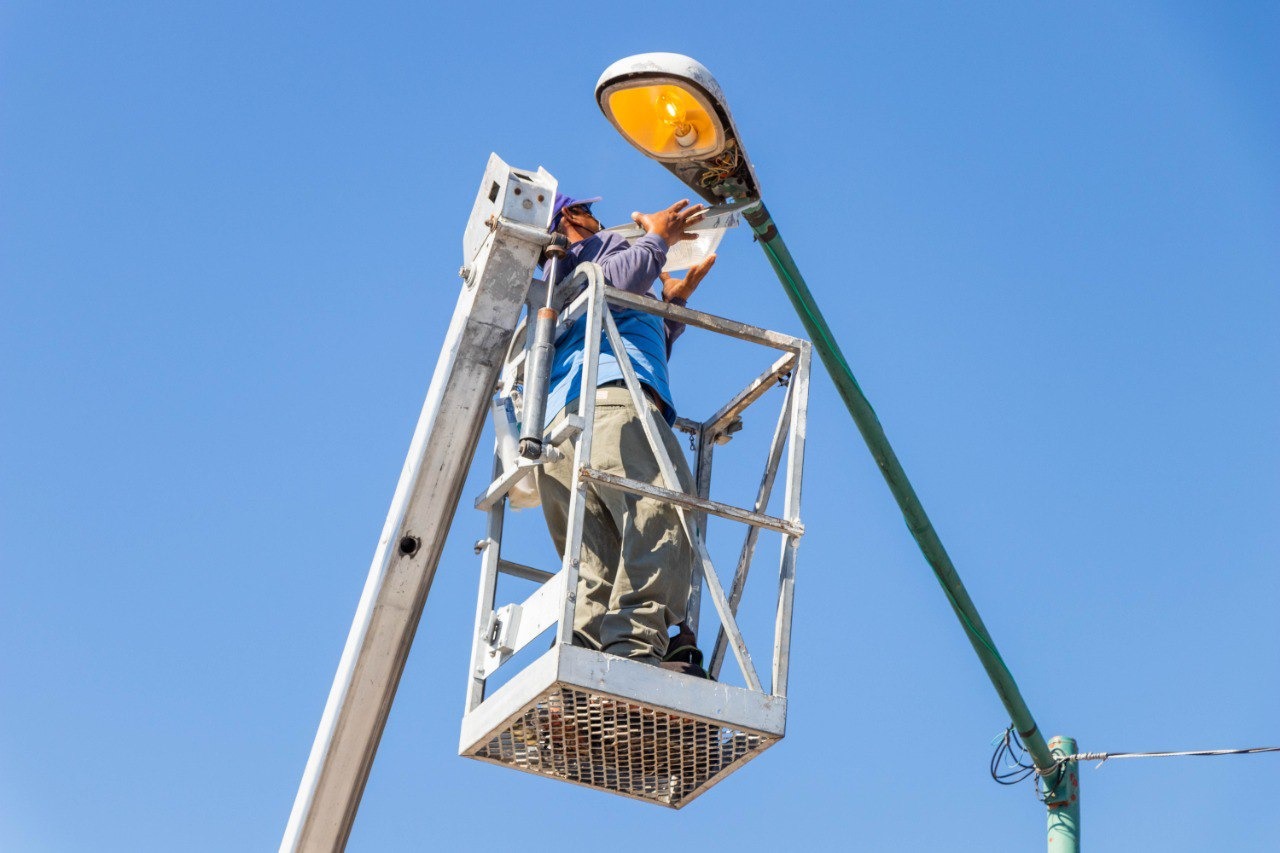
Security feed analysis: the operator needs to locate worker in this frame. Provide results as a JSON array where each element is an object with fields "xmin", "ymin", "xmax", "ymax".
[{"xmin": 535, "ymin": 191, "xmax": 716, "ymax": 678}]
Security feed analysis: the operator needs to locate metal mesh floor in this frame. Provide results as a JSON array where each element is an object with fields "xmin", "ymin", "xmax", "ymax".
[{"xmin": 468, "ymin": 685, "xmax": 776, "ymax": 807}]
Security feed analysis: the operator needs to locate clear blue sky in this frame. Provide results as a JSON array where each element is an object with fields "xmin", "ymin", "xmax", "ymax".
[{"xmin": 3, "ymin": 3, "xmax": 1277, "ymax": 850}]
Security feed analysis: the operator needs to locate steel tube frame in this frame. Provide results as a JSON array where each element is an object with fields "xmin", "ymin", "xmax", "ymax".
[
  {"xmin": 708, "ymin": 381, "xmax": 792, "ymax": 680},
  {"xmin": 577, "ymin": 467, "xmax": 802, "ymax": 537},
  {"xmin": 467, "ymin": 455, "xmax": 507, "ymax": 711},
  {"xmin": 554, "ymin": 266, "xmax": 606, "ymax": 648},
  {"xmin": 465, "ymin": 267, "xmax": 810, "ymax": 701},
  {"xmin": 600, "ymin": 308, "xmax": 764, "ymax": 691},
  {"xmin": 686, "ymin": 416, "xmax": 714, "ymax": 635},
  {"xmin": 772, "ymin": 342, "xmax": 809, "ymax": 698}
]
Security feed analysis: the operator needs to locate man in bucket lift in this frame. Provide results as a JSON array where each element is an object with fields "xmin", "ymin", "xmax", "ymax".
[{"xmin": 535, "ymin": 192, "xmax": 716, "ymax": 678}]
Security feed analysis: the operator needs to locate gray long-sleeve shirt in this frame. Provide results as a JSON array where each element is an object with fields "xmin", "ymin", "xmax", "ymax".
[
  {"xmin": 545, "ymin": 229, "xmax": 687, "ymax": 424},
  {"xmin": 555, "ymin": 230, "xmax": 687, "ymax": 349}
]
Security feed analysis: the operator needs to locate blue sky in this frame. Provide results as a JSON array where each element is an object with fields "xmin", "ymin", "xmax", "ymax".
[{"xmin": 2, "ymin": 2, "xmax": 1277, "ymax": 850}]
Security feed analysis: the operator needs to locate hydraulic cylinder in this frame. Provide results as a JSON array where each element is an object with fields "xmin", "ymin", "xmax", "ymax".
[
  {"xmin": 518, "ymin": 238, "xmax": 567, "ymax": 459},
  {"xmin": 519, "ymin": 306, "xmax": 558, "ymax": 459}
]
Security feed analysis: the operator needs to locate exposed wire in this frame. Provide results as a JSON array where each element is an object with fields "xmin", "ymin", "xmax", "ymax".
[
  {"xmin": 698, "ymin": 141, "xmax": 742, "ymax": 189},
  {"xmin": 1066, "ymin": 746, "xmax": 1280, "ymax": 768},
  {"xmin": 990, "ymin": 726, "xmax": 1038, "ymax": 785},
  {"xmin": 991, "ymin": 726, "xmax": 1067, "ymax": 801}
]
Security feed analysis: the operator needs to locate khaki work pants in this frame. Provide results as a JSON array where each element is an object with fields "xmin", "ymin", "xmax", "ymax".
[{"xmin": 535, "ymin": 385, "xmax": 696, "ymax": 665}]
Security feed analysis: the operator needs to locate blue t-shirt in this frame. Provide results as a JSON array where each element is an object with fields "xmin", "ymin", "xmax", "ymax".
[
  {"xmin": 544, "ymin": 230, "xmax": 684, "ymax": 425},
  {"xmin": 546, "ymin": 306, "xmax": 674, "ymax": 425}
]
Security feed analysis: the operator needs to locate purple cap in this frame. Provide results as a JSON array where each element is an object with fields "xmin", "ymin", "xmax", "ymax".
[{"xmin": 550, "ymin": 191, "xmax": 602, "ymax": 232}]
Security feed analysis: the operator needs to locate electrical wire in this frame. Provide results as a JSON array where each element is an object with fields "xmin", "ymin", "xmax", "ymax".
[
  {"xmin": 1066, "ymin": 746, "xmax": 1280, "ymax": 767},
  {"xmin": 991, "ymin": 726, "xmax": 1067, "ymax": 801},
  {"xmin": 699, "ymin": 141, "xmax": 742, "ymax": 188},
  {"xmin": 990, "ymin": 726, "xmax": 1038, "ymax": 785}
]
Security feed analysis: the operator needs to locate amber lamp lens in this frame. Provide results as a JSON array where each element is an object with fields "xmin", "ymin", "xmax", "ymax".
[{"xmin": 605, "ymin": 83, "xmax": 724, "ymax": 160}]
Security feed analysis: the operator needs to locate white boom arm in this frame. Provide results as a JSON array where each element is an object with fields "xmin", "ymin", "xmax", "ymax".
[{"xmin": 281, "ymin": 156, "xmax": 555, "ymax": 852}]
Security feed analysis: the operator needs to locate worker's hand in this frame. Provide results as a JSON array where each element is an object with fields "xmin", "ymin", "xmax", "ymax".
[
  {"xmin": 660, "ymin": 254, "xmax": 716, "ymax": 303},
  {"xmin": 631, "ymin": 199, "xmax": 706, "ymax": 246}
]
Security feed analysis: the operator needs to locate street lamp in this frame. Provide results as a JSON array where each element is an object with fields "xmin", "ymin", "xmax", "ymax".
[
  {"xmin": 596, "ymin": 52, "xmax": 1078, "ymax": 853},
  {"xmin": 595, "ymin": 53, "xmax": 758, "ymax": 203}
]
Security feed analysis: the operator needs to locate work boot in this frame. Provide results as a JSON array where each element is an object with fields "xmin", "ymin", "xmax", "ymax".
[
  {"xmin": 660, "ymin": 622, "xmax": 709, "ymax": 679},
  {"xmin": 659, "ymin": 659, "xmax": 709, "ymax": 678}
]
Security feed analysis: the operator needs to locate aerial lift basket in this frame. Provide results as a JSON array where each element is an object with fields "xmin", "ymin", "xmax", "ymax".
[{"xmin": 461, "ymin": 262, "xmax": 811, "ymax": 807}]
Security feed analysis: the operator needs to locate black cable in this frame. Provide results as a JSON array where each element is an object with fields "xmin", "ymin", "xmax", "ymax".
[{"xmin": 990, "ymin": 726, "xmax": 1037, "ymax": 785}]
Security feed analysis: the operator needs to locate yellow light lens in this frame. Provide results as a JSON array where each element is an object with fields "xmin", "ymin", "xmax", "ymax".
[{"xmin": 605, "ymin": 82, "xmax": 724, "ymax": 160}]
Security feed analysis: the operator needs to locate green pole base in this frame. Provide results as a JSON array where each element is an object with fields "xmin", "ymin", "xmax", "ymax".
[{"xmin": 1045, "ymin": 736, "xmax": 1080, "ymax": 852}]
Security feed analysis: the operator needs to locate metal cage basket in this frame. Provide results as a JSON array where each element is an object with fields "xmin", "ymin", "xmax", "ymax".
[{"xmin": 462, "ymin": 260, "xmax": 810, "ymax": 806}]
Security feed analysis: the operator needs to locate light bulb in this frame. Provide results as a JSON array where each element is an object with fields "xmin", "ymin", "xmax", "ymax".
[
  {"xmin": 659, "ymin": 92, "xmax": 684, "ymax": 121},
  {"xmin": 657, "ymin": 91, "xmax": 696, "ymax": 148}
]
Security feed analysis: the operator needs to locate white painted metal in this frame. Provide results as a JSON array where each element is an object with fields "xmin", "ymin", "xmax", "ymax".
[
  {"xmin": 473, "ymin": 411, "xmax": 584, "ymax": 513},
  {"xmin": 578, "ymin": 467, "xmax": 802, "ymax": 537},
  {"xmin": 708, "ymin": 382, "xmax": 793, "ymax": 681},
  {"xmin": 460, "ymin": 644, "xmax": 787, "ymax": 751},
  {"xmin": 686, "ymin": 418, "xmax": 715, "ymax": 635},
  {"xmin": 476, "ymin": 571, "xmax": 566, "ymax": 678},
  {"xmin": 462, "ymin": 269, "xmax": 811, "ymax": 805},
  {"xmin": 496, "ymin": 558, "xmax": 554, "ymax": 584},
  {"xmin": 473, "ymin": 461, "xmax": 536, "ymax": 512},
  {"xmin": 605, "ymin": 287, "xmax": 804, "ymax": 352},
  {"xmin": 706, "ymin": 352, "xmax": 797, "ymax": 434},
  {"xmin": 491, "ymin": 603, "xmax": 523, "ymax": 654},
  {"xmin": 552, "ymin": 266, "xmax": 606, "ymax": 648},
  {"xmin": 282, "ymin": 156, "xmax": 554, "ymax": 853},
  {"xmin": 466, "ymin": 456, "xmax": 506, "ymax": 712},
  {"xmin": 462, "ymin": 155, "xmax": 555, "ymax": 268},
  {"xmin": 459, "ymin": 645, "xmax": 786, "ymax": 809},
  {"xmin": 773, "ymin": 344, "xmax": 810, "ymax": 698}
]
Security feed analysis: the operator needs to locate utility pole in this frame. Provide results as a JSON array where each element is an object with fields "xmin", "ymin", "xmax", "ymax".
[{"xmin": 1046, "ymin": 736, "xmax": 1081, "ymax": 851}]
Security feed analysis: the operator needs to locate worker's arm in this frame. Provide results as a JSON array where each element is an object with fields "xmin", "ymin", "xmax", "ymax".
[
  {"xmin": 660, "ymin": 254, "xmax": 716, "ymax": 305},
  {"xmin": 658, "ymin": 254, "xmax": 716, "ymax": 354},
  {"xmin": 594, "ymin": 232, "xmax": 668, "ymax": 294},
  {"xmin": 593, "ymin": 196, "xmax": 705, "ymax": 294},
  {"xmin": 623, "ymin": 198, "xmax": 708, "ymax": 353},
  {"xmin": 560, "ymin": 199, "xmax": 705, "ymax": 294}
]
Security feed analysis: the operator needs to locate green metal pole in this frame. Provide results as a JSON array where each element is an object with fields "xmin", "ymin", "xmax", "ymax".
[
  {"xmin": 1045, "ymin": 736, "xmax": 1080, "ymax": 851},
  {"xmin": 742, "ymin": 200, "xmax": 1056, "ymax": 773}
]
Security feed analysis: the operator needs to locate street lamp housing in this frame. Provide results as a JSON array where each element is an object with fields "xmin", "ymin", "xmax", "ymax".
[
  {"xmin": 596, "ymin": 53, "xmax": 759, "ymax": 203},
  {"xmin": 602, "ymin": 81, "xmax": 724, "ymax": 161}
]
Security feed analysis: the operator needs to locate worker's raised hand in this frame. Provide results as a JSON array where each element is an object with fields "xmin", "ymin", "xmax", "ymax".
[
  {"xmin": 660, "ymin": 254, "xmax": 716, "ymax": 304},
  {"xmin": 631, "ymin": 199, "xmax": 706, "ymax": 246}
]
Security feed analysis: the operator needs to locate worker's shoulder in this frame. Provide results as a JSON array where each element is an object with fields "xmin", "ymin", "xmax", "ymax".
[
  {"xmin": 593, "ymin": 229, "xmax": 633, "ymax": 252},
  {"xmin": 598, "ymin": 229, "xmax": 668, "ymax": 260}
]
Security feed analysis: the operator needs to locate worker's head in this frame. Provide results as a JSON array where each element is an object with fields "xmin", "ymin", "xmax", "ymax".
[{"xmin": 551, "ymin": 192, "xmax": 603, "ymax": 242}]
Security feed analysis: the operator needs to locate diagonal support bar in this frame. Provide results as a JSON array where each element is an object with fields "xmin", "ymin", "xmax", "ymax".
[
  {"xmin": 601, "ymin": 311, "xmax": 763, "ymax": 692},
  {"xmin": 704, "ymin": 352, "xmax": 796, "ymax": 436},
  {"xmin": 579, "ymin": 467, "xmax": 803, "ymax": 538},
  {"xmin": 708, "ymin": 382, "xmax": 793, "ymax": 680}
]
